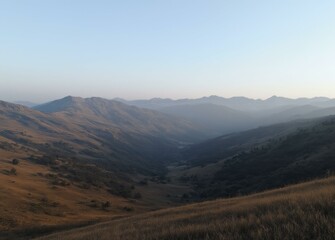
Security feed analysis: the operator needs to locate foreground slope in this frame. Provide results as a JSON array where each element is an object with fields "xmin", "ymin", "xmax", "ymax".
[
  {"xmin": 0, "ymin": 155, "xmax": 135, "ymax": 239},
  {"xmin": 38, "ymin": 175, "xmax": 335, "ymax": 240}
]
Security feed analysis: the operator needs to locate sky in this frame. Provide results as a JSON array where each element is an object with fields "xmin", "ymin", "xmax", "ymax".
[{"xmin": 1, "ymin": 0, "xmax": 335, "ymax": 103}]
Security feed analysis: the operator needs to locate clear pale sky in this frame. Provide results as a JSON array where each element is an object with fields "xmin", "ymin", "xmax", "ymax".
[{"xmin": 1, "ymin": 0, "xmax": 335, "ymax": 102}]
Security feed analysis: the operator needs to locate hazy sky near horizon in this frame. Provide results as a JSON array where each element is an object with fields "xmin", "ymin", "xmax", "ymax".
[{"xmin": 1, "ymin": 0, "xmax": 335, "ymax": 102}]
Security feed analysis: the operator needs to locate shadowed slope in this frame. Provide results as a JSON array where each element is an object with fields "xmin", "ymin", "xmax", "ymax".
[
  {"xmin": 180, "ymin": 116, "xmax": 335, "ymax": 199},
  {"xmin": 0, "ymin": 98, "xmax": 205, "ymax": 176}
]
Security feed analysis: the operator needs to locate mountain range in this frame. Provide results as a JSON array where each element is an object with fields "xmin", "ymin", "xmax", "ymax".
[
  {"xmin": 117, "ymin": 95, "xmax": 335, "ymax": 136},
  {"xmin": 116, "ymin": 95, "xmax": 335, "ymax": 111},
  {"xmin": 2, "ymin": 95, "xmax": 335, "ymax": 239}
]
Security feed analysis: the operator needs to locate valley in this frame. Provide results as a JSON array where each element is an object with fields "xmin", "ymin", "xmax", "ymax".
[
  {"xmin": 3, "ymin": 2, "xmax": 335, "ymax": 239},
  {"xmin": 1, "ymin": 96, "xmax": 335, "ymax": 239}
]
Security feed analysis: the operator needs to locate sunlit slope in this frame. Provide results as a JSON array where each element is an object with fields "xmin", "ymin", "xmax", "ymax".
[
  {"xmin": 38, "ymin": 176, "xmax": 335, "ymax": 240},
  {"xmin": 0, "ymin": 151, "xmax": 137, "ymax": 239}
]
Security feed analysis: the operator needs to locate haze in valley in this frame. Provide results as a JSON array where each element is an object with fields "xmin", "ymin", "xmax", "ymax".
[{"xmin": 1, "ymin": 1, "xmax": 335, "ymax": 240}]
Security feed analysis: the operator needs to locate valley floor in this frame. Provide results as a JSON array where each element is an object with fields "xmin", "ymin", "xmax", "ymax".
[{"xmin": 36, "ymin": 175, "xmax": 335, "ymax": 240}]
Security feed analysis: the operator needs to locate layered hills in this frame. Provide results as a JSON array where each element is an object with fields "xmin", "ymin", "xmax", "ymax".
[
  {"xmin": 1, "ymin": 96, "xmax": 204, "ymax": 175},
  {"xmin": 2, "ymin": 95, "xmax": 335, "ymax": 239},
  {"xmin": 0, "ymin": 97, "xmax": 203, "ymax": 237},
  {"xmin": 119, "ymin": 95, "xmax": 335, "ymax": 136}
]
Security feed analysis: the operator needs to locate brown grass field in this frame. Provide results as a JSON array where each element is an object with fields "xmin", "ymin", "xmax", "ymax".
[
  {"xmin": 36, "ymin": 175, "xmax": 335, "ymax": 240},
  {"xmin": 0, "ymin": 148, "xmax": 190, "ymax": 239},
  {"xmin": 0, "ymin": 149, "xmax": 138, "ymax": 239}
]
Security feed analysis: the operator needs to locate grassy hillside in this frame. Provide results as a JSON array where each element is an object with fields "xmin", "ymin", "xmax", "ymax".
[
  {"xmin": 37, "ymin": 175, "xmax": 335, "ymax": 240},
  {"xmin": 0, "ymin": 150, "xmax": 137, "ymax": 240},
  {"xmin": 0, "ymin": 144, "xmax": 191, "ymax": 239}
]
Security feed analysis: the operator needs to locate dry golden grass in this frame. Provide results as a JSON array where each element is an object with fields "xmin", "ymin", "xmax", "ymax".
[
  {"xmin": 0, "ymin": 149, "xmax": 191, "ymax": 239},
  {"xmin": 0, "ymin": 150, "xmax": 139, "ymax": 236},
  {"xmin": 37, "ymin": 176, "xmax": 335, "ymax": 240}
]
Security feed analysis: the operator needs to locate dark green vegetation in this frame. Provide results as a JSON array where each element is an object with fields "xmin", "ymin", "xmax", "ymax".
[
  {"xmin": 181, "ymin": 116, "xmax": 335, "ymax": 199},
  {"xmin": 182, "ymin": 119, "xmax": 317, "ymax": 167}
]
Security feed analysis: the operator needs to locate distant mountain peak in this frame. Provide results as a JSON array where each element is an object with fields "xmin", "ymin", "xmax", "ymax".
[
  {"xmin": 207, "ymin": 95, "xmax": 222, "ymax": 99},
  {"xmin": 33, "ymin": 96, "xmax": 86, "ymax": 113},
  {"xmin": 265, "ymin": 95, "xmax": 291, "ymax": 102},
  {"xmin": 267, "ymin": 95, "xmax": 281, "ymax": 100},
  {"xmin": 61, "ymin": 95, "xmax": 83, "ymax": 102}
]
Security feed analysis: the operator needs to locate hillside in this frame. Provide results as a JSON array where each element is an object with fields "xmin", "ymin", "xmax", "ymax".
[
  {"xmin": 0, "ymin": 99, "xmax": 202, "ymax": 237},
  {"xmin": 182, "ymin": 118, "xmax": 317, "ymax": 167},
  {"xmin": 36, "ymin": 175, "xmax": 335, "ymax": 240},
  {"xmin": 0, "ymin": 147, "xmax": 193, "ymax": 240},
  {"xmin": 34, "ymin": 96, "xmax": 204, "ymax": 142},
  {"xmin": 3, "ymin": 97, "xmax": 335, "ymax": 239},
  {"xmin": 0, "ymin": 154, "xmax": 137, "ymax": 239},
  {"xmin": 32, "ymin": 96, "xmax": 208, "ymax": 174},
  {"xmin": 0, "ymin": 97, "xmax": 206, "ymax": 175},
  {"xmin": 180, "ymin": 116, "xmax": 335, "ymax": 199},
  {"xmin": 211, "ymin": 116, "xmax": 335, "ymax": 196}
]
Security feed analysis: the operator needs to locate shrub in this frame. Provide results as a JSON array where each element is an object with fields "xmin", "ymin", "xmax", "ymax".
[
  {"xmin": 102, "ymin": 201, "xmax": 111, "ymax": 209},
  {"xmin": 139, "ymin": 179, "xmax": 148, "ymax": 185},
  {"xmin": 133, "ymin": 192, "xmax": 142, "ymax": 199},
  {"xmin": 10, "ymin": 167, "xmax": 17, "ymax": 175},
  {"xmin": 123, "ymin": 206, "xmax": 134, "ymax": 212},
  {"xmin": 12, "ymin": 159, "xmax": 19, "ymax": 165}
]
